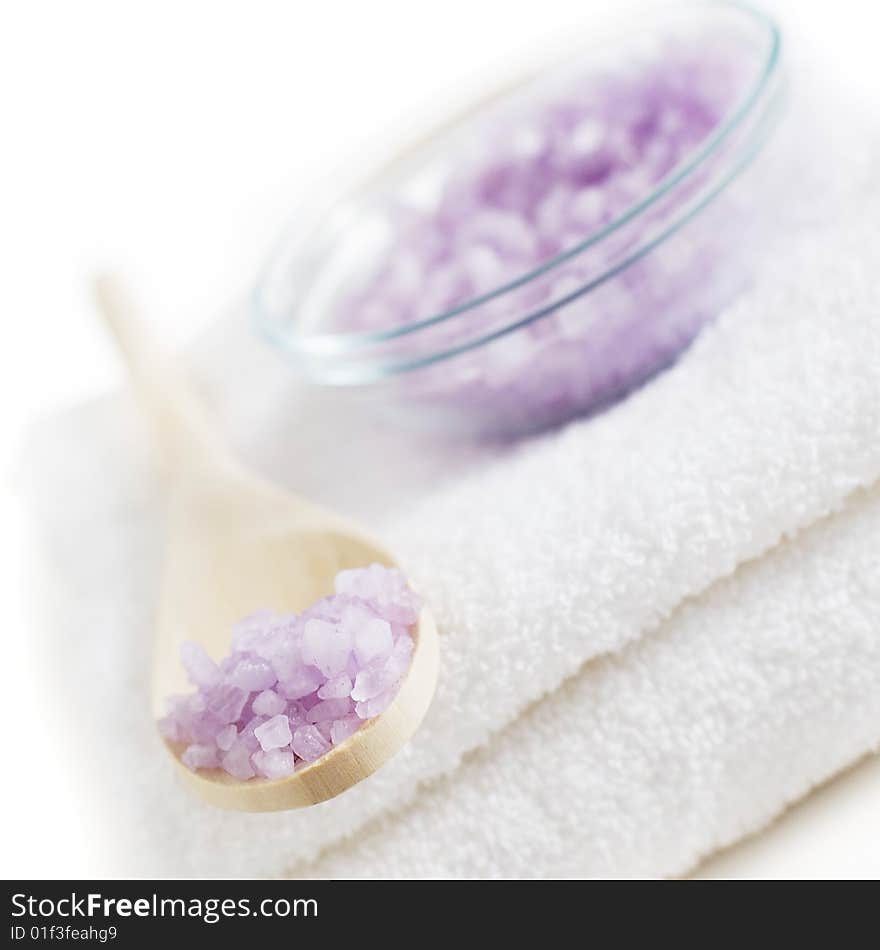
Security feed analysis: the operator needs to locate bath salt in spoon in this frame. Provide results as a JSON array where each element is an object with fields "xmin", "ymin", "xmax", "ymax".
[{"xmin": 94, "ymin": 276, "xmax": 439, "ymax": 812}]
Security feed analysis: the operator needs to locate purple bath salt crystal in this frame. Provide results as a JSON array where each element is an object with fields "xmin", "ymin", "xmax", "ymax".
[
  {"xmin": 238, "ymin": 715, "xmax": 267, "ymax": 752},
  {"xmin": 299, "ymin": 691, "xmax": 321, "ymax": 712},
  {"xmin": 205, "ymin": 684, "xmax": 249, "ymax": 724},
  {"xmin": 277, "ymin": 665, "xmax": 325, "ymax": 700},
  {"xmin": 383, "ymin": 632, "xmax": 415, "ymax": 680},
  {"xmin": 181, "ymin": 743, "xmax": 219, "ymax": 771},
  {"xmin": 166, "ymin": 692, "xmax": 224, "ymax": 745},
  {"xmin": 253, "ymin": 714, "xmax": 292, "ymax": 751},
  {"xmin": 251, "ymin": 748, "xmax": 296, "ymax": 780},
  {"xmin": 265, "ymin": 638, "xmax": 304, "ymax": 683},
  {"xmin": 391, "ymin": 631, "xmax": 415, "ymax": 662},
  {"xmin": 285, "ymin": 700, "xmax": 308, "ymax": 726},
  {"xmin": 221, "ymin": 740, "xmax": 256, "ymax": 781},
  {"xmin": 180, "ymin": 641, "xmax": 220, "ymax": 688},
  {"xmin": 355, "ymin": 690, "xmax": 395, "ymax": 720},
  {"xmin": 315, "ymin": 721, "xmax": 334, "ymax": 743},
  {"xmin": 301, "ymin": 618, "xmax": 352, "ymax": 677},
  {"xmin": 251, "ymin": 689, "xmax": 287, "ymax": 717},
  {"xmin": 335, "ymin": 564, "xmax": 422, "ymax": 625},
  {"xmin": 229, "ymin": 655, "xmax": 277, "ymax": 692},
  {"xmin": 157, "ymin": 714, "xmax": 183, "ymax": 743},
  {"xmin": 330, "ymin": 717, "xmax": 361, "ymax": 746},
  {"xmin": 351, "ymin": 667, "xmax": 398, "ymax": 703},
  {"xmin": 353, "ymin": 617, "xmax": 393, "ymax": 666},
  {"xmin": 161, "ymin": 565, "xmax": 419, "ymax": 780},
  {"xmin": 215, "ymin": 724, "xmax": 238, "ymax": 752},
  {"xmin": 306, "ymin": 697, "xmax": 352, "ymax": 724},
  {"xmin": 338, "ymin": 599, "xmax": 377, "ymax": 629},
  {"xmin": 317, "ymin": 673, "xmax": 352, "ymax": 700},
  {"xmin": 334, "ymin": 565, "xmax": 376, "ymax": 600},
  {"xmin": 230, "ymin": 610, "xmax": 274, "ymax": 653},
  {"xmin": 465, "ymin": 208, "xmax": 539, "ymax": 259},
  {"xmin": 254, "ymin": 617, "xmax": 303, "ymax": 675},
  {"xmin": 292, "ymin": 724, "xmax": 331, "ymax": 762},
  {"xmin": 191, "ymin": 714, "xmax": 227, "ymax": 745}
]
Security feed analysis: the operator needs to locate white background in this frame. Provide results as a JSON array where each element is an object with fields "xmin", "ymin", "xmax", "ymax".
[{"xmin": 1, "ymin": 0, "xmax": 878, "ymax": 878}]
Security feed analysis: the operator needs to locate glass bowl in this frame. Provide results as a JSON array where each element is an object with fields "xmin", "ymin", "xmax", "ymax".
[{"xmin": 254, "ymin": 0, "xmax": 786, "ymax": 439}]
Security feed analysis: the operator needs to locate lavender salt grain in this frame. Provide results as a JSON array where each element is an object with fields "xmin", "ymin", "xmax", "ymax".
[{"xmin": 159, "ymin": 564, "xmax": 421, "ymax": 780}]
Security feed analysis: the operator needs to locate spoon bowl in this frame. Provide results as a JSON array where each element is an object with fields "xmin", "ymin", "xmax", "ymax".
[{"xmin": 95, "ymin": 277, "xmax": 439, "ymax": 811}]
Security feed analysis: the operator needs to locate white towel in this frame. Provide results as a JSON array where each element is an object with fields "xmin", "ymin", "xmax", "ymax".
[
  {"xmin": 308, "ymin": 485, "xmax": 880, "ymax": 878},
  {"xmin": 22, "ymin": 83, "xmax": 880, "ymax": 877}
]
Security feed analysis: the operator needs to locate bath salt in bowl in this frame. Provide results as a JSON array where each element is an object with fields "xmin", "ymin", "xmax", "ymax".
[
  {"xmin": 255, "ymin": 1, "xmax": 786, "ymax": 438},
  {"xmin": 158, "ymin": 564, "xmax": 421, "ymax": 781}
]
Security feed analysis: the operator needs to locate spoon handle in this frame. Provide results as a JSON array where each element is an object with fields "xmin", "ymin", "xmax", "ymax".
[{"xmin": 93, "ymin": 275, "xmax": 226, "ymax": 471}]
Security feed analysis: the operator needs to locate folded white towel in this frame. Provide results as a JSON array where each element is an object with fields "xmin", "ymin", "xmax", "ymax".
[
  {"xmin": 23, "ymin": 84, "xmax": 880, "ymax": 877},
  {"xmin": 307, "ymin": 485, "xmax": 880, "ymax": 878}
]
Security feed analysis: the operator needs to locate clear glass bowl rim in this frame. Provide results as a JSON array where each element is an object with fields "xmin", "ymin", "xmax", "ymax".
[{"xmin": 253, "ymin": 0, "xmax": 783, "ymax": 372}]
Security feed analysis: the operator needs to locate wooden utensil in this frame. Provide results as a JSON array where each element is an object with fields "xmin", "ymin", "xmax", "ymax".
[{"xmin": 94, "ymin": 276, "xmax": 439, "ymax": 812}]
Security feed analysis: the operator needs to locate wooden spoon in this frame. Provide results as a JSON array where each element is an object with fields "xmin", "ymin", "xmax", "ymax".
[{"xmin": 94, "ymin": 276, "xmax": 439, "ymax": 812}]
